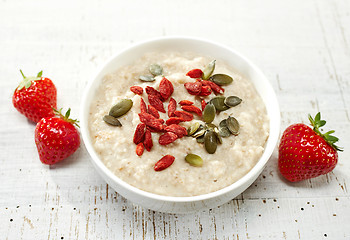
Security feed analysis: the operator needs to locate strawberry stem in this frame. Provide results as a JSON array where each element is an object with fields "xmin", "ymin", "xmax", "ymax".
[
  {"xmin": 53, "ymin": 108, "xmax": 80, "ymax": 128},
  {"xmin": 20, "ymin": 69, "xmax": 26, "ymax": 79},
  {"xmin": 308, "ymin": 112, "xmax": 343, "ymax": 151}
]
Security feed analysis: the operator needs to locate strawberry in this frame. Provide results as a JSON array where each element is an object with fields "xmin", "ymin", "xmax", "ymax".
[
  {"xmin": 35, "ymin": 108, "xmax": 80, "ymax": 165},
  {"xmin": 12, "ymin": 70, "xmax": 57, "ymax": 122},
  {"xmin": 278, "ymin": 112, "xmax": 342, "ymax": 182}
]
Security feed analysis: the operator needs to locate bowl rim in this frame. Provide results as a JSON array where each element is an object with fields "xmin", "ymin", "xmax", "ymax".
[{"xmin": 80, "ymin": 36, "xmax": 280, "ymax": 203}]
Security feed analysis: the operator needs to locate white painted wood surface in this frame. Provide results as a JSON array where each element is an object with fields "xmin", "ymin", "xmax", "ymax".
[{"xmin": 1, "ymin": 0, "xmax": 349, "ymax": 239}]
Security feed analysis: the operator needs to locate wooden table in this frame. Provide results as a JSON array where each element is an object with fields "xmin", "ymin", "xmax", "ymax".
[{"xmin": 1, "ymin": 0, "xmax": 349, "ymax": 239}]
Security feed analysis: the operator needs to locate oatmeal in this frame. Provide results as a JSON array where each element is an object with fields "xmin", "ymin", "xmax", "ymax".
[{"xmin": 88, "ymin": 52, "xmax": 269, "ymax": 197}]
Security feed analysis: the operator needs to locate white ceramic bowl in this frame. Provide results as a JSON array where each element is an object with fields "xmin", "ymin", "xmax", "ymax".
[{"xmin": 80, "ymin": 36, "xmax": 280, "ymax": 213}]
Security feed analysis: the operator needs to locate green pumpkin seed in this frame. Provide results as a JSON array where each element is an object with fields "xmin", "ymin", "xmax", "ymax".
[
  {"xmin": 210, "ymin": 74, "xmax": 233, "ymax": 86},
  {"xmin": 192, "ymin": 129, "xmax": 206, "ymax": 138},
  {"xmin": 218, "ymin": 119, "xmax": 231, "ymax": 137},
  {"xmin": 203, "ymin": 103, "xmax": 216, "ymax": 123},
  {"xmin": 206, "ymin": 123, "xmax": 217, "ymax": 131},
  {"xmin": 227, "ymin": 116, "xmax": 240, "ymax": 135},
  {"xmin": 196, "ymin": 135, "xmax": 205, "ymax": 143},
  {"xmin": 224, "ymin": 96, "xmax": 242, "ymax": 107},
  {"xmin": 103, "ymin": 115, "xmax": 122, "ymax": 127},
  {"xmin": 204, "ymin": 130, "xmax": 217, "ymax": 154},
  {"xmin": 187, "ymin": 122, "xmax": 200, "ymax": 136},
  {"xmin": 214, "ymin": 131, "xmax": 223, "ymax": 144},
  {"xmin": 210, "ymin": 96, "xmax": 229, "ymax": 111},
  {"xmin": 109, "ymin": 99, "xmax": 133, "ymax": 118},
  {"xmin": 139, "ymin": 75, "xmax": 155, "ymax": 82},
  {"xmin": 149, "ymin": 64, "xmax": 163, "ymax": 76},
  {"xmin": 202, "ymin": 60, "xmax": 216, "ymax": 80},
  {"xmin": 185, "ymin": 154, "xmax": 203, "ymax": 167}
]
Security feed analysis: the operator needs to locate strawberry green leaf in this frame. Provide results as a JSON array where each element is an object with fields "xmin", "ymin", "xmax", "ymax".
[{"xmin": 37, "ymin": 71, "xmax": 43, "ymax": 77}]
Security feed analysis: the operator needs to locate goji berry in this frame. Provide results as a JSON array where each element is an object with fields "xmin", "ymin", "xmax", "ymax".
[
  {"xmin": 133, "ymin": 123, "xmax": 146, "ymax": 144},
  {"xmin": 154, "ymin": 155, "xmax": 175, "ymax": 171},
  {"xmin": 130, "ymin": 86, "xmax": 143, "ymax": 95},
  {"xmin": 147, "ymin": 125, "xmax": 165, "ymax": 133},
  {"xmin": 164, "ymin": 124, "xmax": 187, "ymax": 138},
  {"xmin": 184, "ymin": 81, "xmax": 202, "ymax": 95},
  {"xmin": 181, "ymin": 105, "xmax": 202, "ymax": 117},
  {"xmin": 186, "ymin": 69, "xmax": 203, "ymax": 78},
  {"xmin": 159, "ymin": 132, "xmax": 178, "ymax": 145},
  {"xmin": 136, "ymin": 143, "xmax": 144, "ymax": 156},
  {"xmin": 168, "ymin": 97, "xmax": 177, "ymax": 118},
  {"xmin": 139, "ymin": 113, "xmax": 164, "ymax": 131},
  {"xmin": 146, "ymin": 86, "xmax": 162, "ymax": 99},
  {"xmin": 159, "ymin": 77, "xmax": 174, "ymax": 101},
  {"xmin": 179, "ymin": 100, "xmax": 194, "ymax": 106},
  {"xmin": 148, "ymin": 94, "xmax": 166, "ymax": 113},
  {"xmin": 173, "ymin": 110, "xmax": 193, "ymax": 121},
  {"xmin": 201, "ymin": 99, "xmax": 207, "ymax": 111},
  {"xmin": 166, "ymin": 117, "xmax": 185, "ymax": 125},
  {"xmin": 202, "ymin": 80, "xmax": 224, "ymax": 94},
  {"xmin": 140, "ymin": 98, "xmax": 147, "ymax": 114},
  {"xmin": 143, "ymin": 129, "xmax": 153, "ymax": 151},
  {"xmin": 148, "ymin": 105, "xmax": 160, "ymax": 118},
  {"xmin": 198, "ymin": 85, "xmax": 212, "ymax": 96}
]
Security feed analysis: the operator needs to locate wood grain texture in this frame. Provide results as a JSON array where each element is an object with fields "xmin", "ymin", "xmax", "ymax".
[{"xmin": 0, "ymin": 0, "xmax": 349, "ymax": 239}]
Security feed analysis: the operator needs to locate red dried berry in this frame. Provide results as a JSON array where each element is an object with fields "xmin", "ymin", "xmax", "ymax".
[
  {"xmin": 154, "ymin": 155, "xmax": 175, "ymax": 171},
  {"xmin": 147, "ymin": 125, "xmax": 165, "ymax": 133},
  {"xmin": 136, "ymin": 143, "xmax": 144, "ymax": 156},
  {"xmin": 166, "ymin": 117, "xmax": 185, "ymax": 125},
  {"xmin": 184, "ymin": 81, "xmax": 202, "ymax": 95},
  {"xmin": 148, "ymin": 94, "xmax": 166, "ymax": 113},
  {"xmin": 140, "ymin": 98, "xmax": 147, "ymax": 114},
  {"xmin": 198, "ymin": 85, "xmax": 212, "ymax": 96},
  {"xmin": 130, "ymin": 86, "xmax": 143, "ymax": 95},
  {"xmin": 186, "ymin": 69, "xmax": 203, "ymax": 78},
  {"xmin": 181, "ymin": 105, "xmax": 202, "ymax": 117},
  {"xmin": 202, "ymin": 80, "xmax": 224, "ymax": 94},
  {"xmin": 168, "ymin": 97, "xmax": 177, "ymax": 118},
  {"xmin": 201, "ymin": 99, "xmax": 207, "ymax": 111},
  {"xmin": 164, "ymin": 124, "xmax": 187, "ymax": 138},
  {"xmin": 133, "ymin": 123, "xmax": 146, "ymax": 144},
  {"xmin": 143, "ymin": 129, "xmax": 153, "ymax": 151},
  {"xmin": 139, "ymin": 113, "xmax": 164, "ymax": 131},
  {"xmin": 146, "ymin": 86, "xmax": 162, "ymax": 99},
  {"xmin": 148, "ymin": 105, "xmax": 160, "ymax": 118},
  {"xmin": 159, "ymin": 132, "xmax": 178, "ymax": 145},
  {"xmin": 159, "ymin": 77, "xmax": 174, "ymax": 101},
  {"xmin": 173, "ymin": 110, "xmax": 193, "ymax": 121},
  {"xmin": 179, "ymin": 100, "xmax": 194, "ymax": 106}
]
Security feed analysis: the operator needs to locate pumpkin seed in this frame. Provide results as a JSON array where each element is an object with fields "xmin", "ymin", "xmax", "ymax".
[
  {"xmin": 139, "ymin": 75, "xmax": 155, "ymax": 82},
  {"xmin": 196, "ymin": 135, "xmax": 205, "ymax": 143},
  {"xmin": 214, "ymin": 130, "xmax": 223, "ymax": 144},
  {"xmin": 203, "ymin": 103, "xmax": 216, "ymax": 123},
  {"xmin": 149, "ymin": 64, "xmax": 163, "ymax": 76},
  {"xmin": 192, "ymin": 128, "xmax": 206, "ymax": 138},
  {"xmin": 224, "ymin": 96, "xmax": 242, "ymax": 107},
  {"xmin": 218, "ymin": 119, "xmax": 231, "ymax": 137},
  {"xmin": 185, "ymin": 154, "xmax": 203, "ymax": 167},
  {"xmin": 202, "ymin": 60, "xmax": 216, "ymax": 80},
  {"xmin": 187, "ymin": 122, "xmax": 200, "ymax": 136},
  {"xmin": 109, "ymin": 99, "xmax": 133, "ymax": 118},
  {"xmin": 204, "ymin": 130, "xmax": 217, "ymax": 154},
  {"xmin": 206, "ymin": 123, "xmax": 217, "ymax": 131},
  {"xmin": 103, "ymin": 115, "xmax": 122, "ymax": 127},
  {"xmin": 210, "ymin": 96, "xmax": 229, "ymax": 111},
  {"xmin": 226, "ymin": 116, "xmax": 240, "ymax": 135},
  {"xmin": 210, "ymin": 74, "xmax": 233, "ymax": 86}
]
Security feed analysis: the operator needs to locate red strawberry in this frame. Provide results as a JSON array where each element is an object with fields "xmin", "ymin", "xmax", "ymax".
[
  {"xmin": 278, "ymin": 112, "xmax": 342, "ymax": 182},
  {"xmin": 13, "ymin": 70, "xmax": 57, "ymax": 122},
  {"xmin": 35, "ymin": 108, "xmax": 80, "ymax": 165}
]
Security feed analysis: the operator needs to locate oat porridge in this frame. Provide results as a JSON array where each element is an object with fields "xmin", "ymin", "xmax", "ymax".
[{"xmin": 88, "ymin": 52, "xmax": 269, "ymax": 197}]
